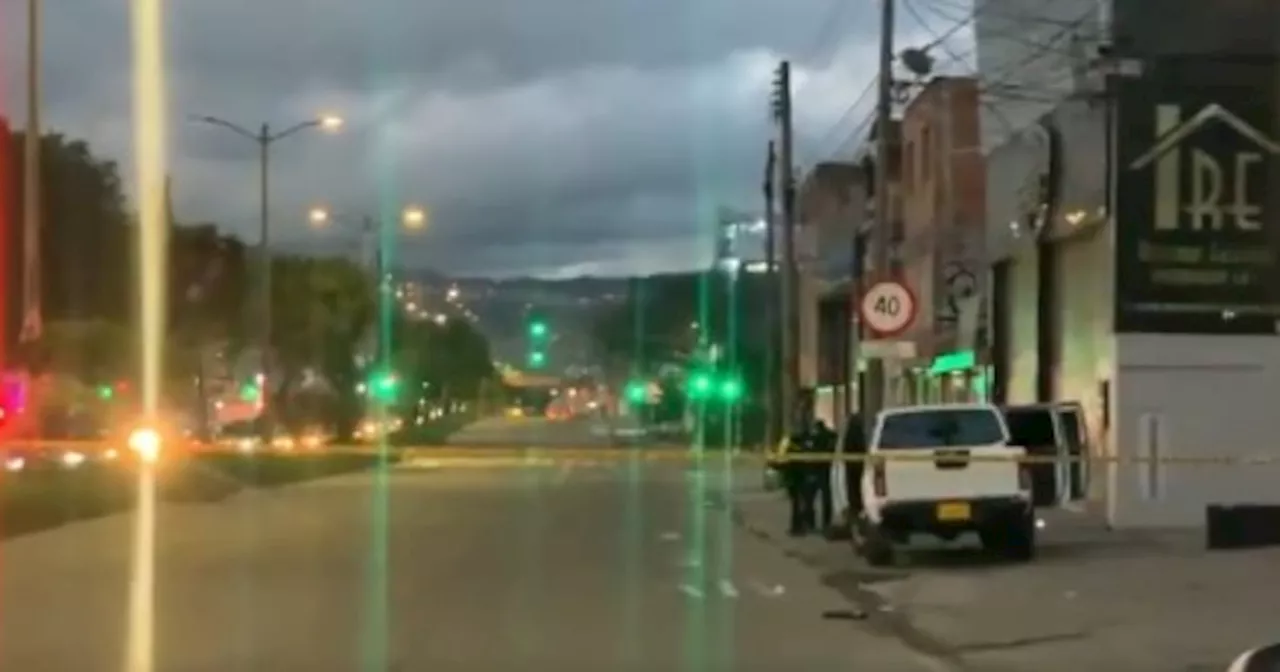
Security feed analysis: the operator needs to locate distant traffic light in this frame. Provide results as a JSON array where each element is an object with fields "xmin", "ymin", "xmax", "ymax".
[
  {"xmin": 718, "ymin": 375, "xmax": 744, "ymax": 402},
  {"xmin": 529, "ymin": 320, "xmax": 548, "ymax": 339},
  {"xmin": 369, "ymin": 371, "xmax": 400, "ymax": 401},
  {"xmin": 687, "ymin": 370, "xmax": 714, "ymax": 399},
  {"xmin": 624, "ymin": 380, "xmax": 647, "ymax": 404},
  {"xmin": 239, "ymin": 381, "xmax": 260, "ymax": 402},
  {"xmin": 686, "ymin": 369, "xmax": 743, "ymax": 404},
  {"xmin": 528, "ymin": 350, "xmax": 547, "ymax": 368},
  {"xmin": 97, "ymin": 385, "xmax": 114, "ymax": 400}
]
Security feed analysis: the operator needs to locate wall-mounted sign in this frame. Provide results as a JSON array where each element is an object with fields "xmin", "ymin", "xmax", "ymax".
[{"xmin": 1115, "ymin": 58, "xmax": 1280, "ymax": 334}]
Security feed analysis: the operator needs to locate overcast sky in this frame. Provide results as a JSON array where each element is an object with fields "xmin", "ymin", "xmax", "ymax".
[{"xmin": 2, "ymin": 0, "xmax": 972, "ymax": 278}]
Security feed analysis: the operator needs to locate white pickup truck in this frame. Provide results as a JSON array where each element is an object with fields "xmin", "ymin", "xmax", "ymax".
[{"xmin": 850, "ymin": 403, "xmax": 1036, "ymax": 566}]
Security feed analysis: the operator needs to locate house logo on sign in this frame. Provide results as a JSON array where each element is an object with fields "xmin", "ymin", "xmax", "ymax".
[{"xmin": 1129, "ymin": 103, "xmax": 1280, "ymax": 232}]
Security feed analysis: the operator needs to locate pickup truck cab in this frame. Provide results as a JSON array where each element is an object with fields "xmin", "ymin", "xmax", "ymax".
[{"xmin": 853, "ymin": 403, "xmax": 1036, "ymax": 566}]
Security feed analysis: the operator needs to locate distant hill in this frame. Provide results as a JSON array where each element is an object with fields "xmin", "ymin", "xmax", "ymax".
[{"xmin": 273, "ymin": 239, "xmax": 703, "ymax": 371}]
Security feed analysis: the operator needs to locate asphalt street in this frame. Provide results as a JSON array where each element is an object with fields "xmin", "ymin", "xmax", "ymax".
[
  {"xmin": 448, "ymin": 414, "xmax": 644, "ymax": 447},
  {"xmin": 0, "ymin": 418, "xmax": 946, "ymax": 672}
]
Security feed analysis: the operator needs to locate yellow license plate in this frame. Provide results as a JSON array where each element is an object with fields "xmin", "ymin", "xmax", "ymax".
[{"xmin": 936, "ymin": 502, "xmax": 971, "ymax": 522}]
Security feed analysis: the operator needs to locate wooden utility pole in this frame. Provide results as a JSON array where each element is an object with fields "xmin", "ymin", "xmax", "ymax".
[
  {"xmin": 762, "ymin": 141, "xmax": 778, "ymax": 448},
  {"xmin": 864, "ymin": 0, "xmax": 896, "ymax": 427},
  {"xmin": 772, "ymin": 60, "xmax": 799, "ymax": 436}
]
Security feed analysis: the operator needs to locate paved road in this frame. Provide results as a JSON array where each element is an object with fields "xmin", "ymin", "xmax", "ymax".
[
  {"xmin": 0, "ymin": 458, "xmax": 946, "ymax": 671},
  {"xmin": 449, "ymin": 415, "xmax": 644, "ymax": 448}
]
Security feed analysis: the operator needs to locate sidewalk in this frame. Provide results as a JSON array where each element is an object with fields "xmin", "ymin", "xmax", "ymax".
[{"xmin": 730, "ymin": 483, "xmax": 1280, "ymax": 672}]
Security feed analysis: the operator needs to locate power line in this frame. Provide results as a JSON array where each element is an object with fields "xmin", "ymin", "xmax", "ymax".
[
  {"xmin": 796, "ymin": 0, "xmax": 857, "ymax": 76},
  {"xmin": 798, "ymin": 76, "xmax": 878, "ymax": 165},
  {"xmin": 903, "ymin": 0, "xmax": 979, "ymax": 75}
]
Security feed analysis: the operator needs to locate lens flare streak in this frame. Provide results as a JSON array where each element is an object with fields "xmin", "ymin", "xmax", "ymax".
[{"xmin": 126, "ymin": 0, "xmax": 167, "ymax": 668}]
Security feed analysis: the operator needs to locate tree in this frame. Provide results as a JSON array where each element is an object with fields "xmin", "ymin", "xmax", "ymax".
[
  {"xmin": 4, "ymin": 127, "xmax": 132, "ymax": 358},
  {"xmin": 268, "ymin": 254, "xmax": 376, "ymax": 434},
  {"xmin": 593, "ymin": 273, "xmax": 771, "ymax": 378},
  {"xmin": 34, "ymin": 320, "xmax": 132, "ymax": 383},
  {"xmin": 593, "ymin": 272, "xmax": 773, "ymax": 440},
  {"xmin": 389, "ymin": 313, "xmax": 495, "ymax": 411},
  {"xmin": 169, "ymin": 222, "xmax": 249, "ymax": 345}
]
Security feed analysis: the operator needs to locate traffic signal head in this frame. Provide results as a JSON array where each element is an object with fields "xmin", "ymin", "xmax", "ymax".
[
  {"xmin": 97, "ymin": 385, "xmax": 114, "ymax": 400},
  {"xmin": 687, "ymin": 370, "xmax": 713, "ymax": 399},
  {"xmin": 528, "ymin": 350, "xmax": 546, "ymax": 368},
  {"xmin": 528, "ymin": 320, "xmax": 548, "ymax": 338},
  {"xmin": 624, "ymin": 380, "xmax": 647, "ymax": 403},
  {"xmin": 718, "ymin": 376, "xmax": 743, "ymax": 403},
  {"xmin": 239, "ymin": 382, "xmax": 260, "ymax": 402},
  {"xmin": 370, "ymin": 371, "xmax": 399, "ymax": 400}
]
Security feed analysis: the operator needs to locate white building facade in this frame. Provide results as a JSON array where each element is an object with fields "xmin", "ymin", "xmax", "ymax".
[{"xmin": 976, "ymin": 0, "xmax": 1280, "ymax": 527}]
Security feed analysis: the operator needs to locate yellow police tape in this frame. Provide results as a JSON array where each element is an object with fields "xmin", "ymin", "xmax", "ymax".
[{"xmin": 10, "ymin": 439, "xmax": 1280, "ymax": 466}]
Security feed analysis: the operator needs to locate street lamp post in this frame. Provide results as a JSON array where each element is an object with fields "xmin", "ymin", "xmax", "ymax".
[
  {"xmin": 307, "ymin": 205, "xmax": 427, "ymax": 424},
  {"xmin": 192, "ymin": 114, "xmax": 342, "ymax": 439}
]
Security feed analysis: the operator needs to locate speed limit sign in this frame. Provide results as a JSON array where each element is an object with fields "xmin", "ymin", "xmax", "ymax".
[{"xmin": 859, "ymin": 280, "xmax": 917, "ymax": 337}]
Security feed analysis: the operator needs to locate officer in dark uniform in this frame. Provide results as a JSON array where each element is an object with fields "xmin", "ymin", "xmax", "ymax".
[
  {"xmin": 785, "ymin": 412, "xmax": 836, "ymax": 536},
  {"xmin": 810, "ymin": 418, "xmax": 838, "ymax": 533},
  {"xmin": 844, "ymin": 413, "xmax": 867, "ymax": 516},
  {"xmin": 784, "ymin": 421, "xmax": 818, "ymax": 536}
]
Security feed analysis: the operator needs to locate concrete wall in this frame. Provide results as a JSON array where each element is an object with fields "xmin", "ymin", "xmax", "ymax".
[
  {"xmin": 1109, "ymin": 335, "xmax": 1280, "ymax": 527},
  {"xmin": 983, "ymin": 126, "xmax": 1051, "ymax": 404}
]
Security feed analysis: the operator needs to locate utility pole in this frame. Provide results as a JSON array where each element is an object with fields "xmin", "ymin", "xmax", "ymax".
[
  {"xmin": 190, "ymin": 113, "xmax": 341, "ymax": 441},
  {"xmin": 772, "ymin": 60, "xmax": 799, "ymax": 437},
  {"xmin": 19, "ymin": 0, "xmax": 43, "ymax": 351},
  {"xmin": 864, "ymin": 0, "xmax": 896, "ymax": 428},
  {"xmin": 762, "ymin": 141, "xmax": 778, "ymax": 448}
]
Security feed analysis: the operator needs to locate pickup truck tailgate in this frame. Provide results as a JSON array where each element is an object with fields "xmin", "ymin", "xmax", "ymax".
[{"xmin": 881, "ymin": 444, "xmax": 1026, "ymax": 501}]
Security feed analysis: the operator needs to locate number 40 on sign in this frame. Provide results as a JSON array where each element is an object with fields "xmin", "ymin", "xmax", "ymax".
[{"xmin": 859, "ymin": 280, "xmax": 917, "ymax": 337}]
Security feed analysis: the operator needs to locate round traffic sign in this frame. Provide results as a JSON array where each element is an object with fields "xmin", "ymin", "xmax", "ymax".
[{"xmin": 859, "ymin": 281, "xmax": 917, "ymax": 337}]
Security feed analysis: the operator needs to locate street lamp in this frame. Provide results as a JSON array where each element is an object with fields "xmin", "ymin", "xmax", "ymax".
[
  {"xmin": 402, "ymin": 206, "xmax": 427, "ymax": 231},
  {"xmin": 307, "ymin": 205, "xmax": 427, "ymax": 234},
  {"xmin": 190, "ymin": 112, "xmax": 342, "ymax": 441},
  {"xmin": 306, "ymin": 206, "xmax": 427, "ymax": 279}
]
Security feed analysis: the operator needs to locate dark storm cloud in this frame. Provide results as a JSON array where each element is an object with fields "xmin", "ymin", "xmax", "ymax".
[{"xmin": 1, "ymin": 0, "xmax": 961, "ymax": 276}]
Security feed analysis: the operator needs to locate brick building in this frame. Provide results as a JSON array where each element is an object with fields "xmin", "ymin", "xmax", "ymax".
[{"xmin": 896, "ymin": 76, "xmax": 986, "ymax": 403}]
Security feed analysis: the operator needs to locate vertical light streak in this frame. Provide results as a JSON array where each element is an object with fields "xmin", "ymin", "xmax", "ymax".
[
  {"xmin": 131, "ymin": 0, "xmax": 166, "ymax": 415},
  {"xmin": 125, "ymin": 0, "xmax": 166, "ymax": 668}
]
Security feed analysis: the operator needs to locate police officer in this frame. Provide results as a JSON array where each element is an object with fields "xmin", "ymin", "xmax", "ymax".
[
  {"xmin": 844, "ymin": 413, "xmax": 867, "ymax": 515},
  {"xmin": 785, "ymin": 405, "xmax": 833, "ymax": 535},
  {"xmin": 810, "ymin": 418, "xmax": 837, "ymax": 533},
  {"xmin": 784, "ymin": 420, "xmax": 819, "ymax": 536}
]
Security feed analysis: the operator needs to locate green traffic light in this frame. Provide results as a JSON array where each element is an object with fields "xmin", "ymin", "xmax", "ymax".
[
  {"xmin": 529, "ymin": 321, "xmax": 548, "ymax": 338},
  {"xmin": 528, "ymin": 351, "xmax": 546, "ymax": 368},
  {"xmin": 376, "ymin": 372, "xmax": 398, "ymax": 389},
  {"xmin": 96, "ymin": 385, "xmax": 113, "ymax": 400},
  {"xmin": 718, "ymin": 376, "xmax": 743, "ymax": 402},
  {"xmin": 239, "ymin": 384, "xmax": 259, "ymax": 402},
  {"xmin": 624, "ymin": 381, "xmax": 647, "ymax": 403},
  {"xmin": 688, "ymin": 371, "xmax": 713, "ymax": 399}
]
